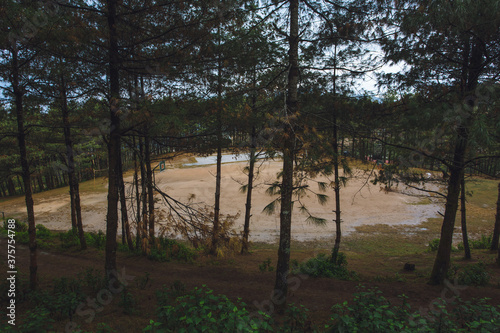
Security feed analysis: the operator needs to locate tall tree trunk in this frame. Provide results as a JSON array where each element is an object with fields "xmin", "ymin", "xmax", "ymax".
[
  {"xmin": 274, "ymin": 0, "xmax": 299, "ymax": 313},
  {"xmin": 12, "ymin": 44, "xmax": 37, "ymax": 290},
  {"xmin": 74, "ymin": 180, "xmax": 86, "ymax": 250},
  {"xmin": 0, "ymin": 182, "xmax": 6, "ymax": 197},
  {"xmin": 211, "ymin": 43, "xmax": 223, "ymax": 256},
  {"xmin": 119, "ymin": 150, "xmax": 125, "ymax": 245},
  {"xmin": 331, "ymin": 115, "xmax": 342, "ymax": 263},
  {"xmin": 211, "ymin": 117, "xmax": 222, "ymax": 255},
  {"xmin": 45, "ymin": 169, "xmax": 54, "ymax": 190},
  {"xmin": 461, "ymin": 174, "xmax": 470, "ymax": 259},
  {"xmin": 429, "ymin": 39, "xmax": 481, "ymax": 285},
  {"xmin": 242, "ymin": 68, "xmax": 259, "ymax": 255},
  {"xmin": 105, "ymin": 0, "xmax": 121, "ymax": 277},
  {"xmin": 429, "ymin": 141, "xmax": 465, "ymax": 285},
  {"xmin": 351, "ymin": 138, "xmax": 355, "ymax": 159},
  {"xmin": 498, "ymin": 241, "xmax": 500, "ymax": 266},
  {"xmin": 118, "ymin": 148, "xmax": 134, "ymax": 251},
  {"xmin": 17, "ymin": 175, "xmax": 24, "ymax": 193},
  {"xmin": 69, "ymin": 177, "xmax": 77, "ymax": 230},
  {"xmin": 241, "ymin": 126, "xmax": 256, "ymax": 254},
  {"xmin": 134, "ymin": 136, "xmax": 141, "ymax": 250},
  {"xmin": 61, "ymin": 77, "xmax": 87, "ymax": 250},
  {"xmin": 491, "ymin": 182, "xmax": 500, "ymax": 251},
  {"xmin": 145, "ymin": 133, "xmax": 155, "ymax": 245},
  {"xmin": 140, "ymin": 135, "xmax": 149, "ymax": 253},
  {"xmin": 331, "ymin": 44, "xmax": 342, "ymax": 264},
  {"xmin": 7, "ymin": 177, "xmax": 15, "ymax": 196},
  {"xmin": 121, "ymin": 189, "xmax": 126, "ymax": 245},
  {"xmin": 36, "ymin": 174, "xmax": 44, "ymax": 192}
]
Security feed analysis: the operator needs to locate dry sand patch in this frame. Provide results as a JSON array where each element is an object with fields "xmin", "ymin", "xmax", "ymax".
[{"xmin": 0, "ymin": 158, "xmax": 441, "ymax": 243}]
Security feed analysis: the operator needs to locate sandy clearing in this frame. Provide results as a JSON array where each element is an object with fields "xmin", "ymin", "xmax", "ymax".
[{"xmin": 0, "ymin": 157, "xmax": 442, "ymax": 243}]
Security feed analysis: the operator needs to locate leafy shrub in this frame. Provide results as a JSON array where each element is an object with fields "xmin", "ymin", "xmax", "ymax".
[
  {"xmin": 96, "ymin": 323, "xmax": 117, "ymax": 333},
  {"xmin": 36, "ymin": 224, "xmax": 52, "ymax": 239},
  {"xmin": 77, "ymin": 267, "xmax": 106, "ymax": 293},
  {"xmin": 470, "ymin": 235, "xmax": 492, "ymax": 249},
  {"xmin": 117, "ymin": 241, "xmax": 136, "ymax": 252},
  {"xmin": 60, "ymin": 229, "xmax": 80, "ymax": 248},
  {"xmin": 16, "ymin": 231, "xmax": 29, "ymax": 244},
  {"xmin": 147, "ymin": 285, "xmax": 273, "ymax": 332},
  {"xmin": 327, "ymin": 286, "xmax": 412, "ymax": 332},
  {"xmin": 2, "ymin": 219, "xmax": 28, "ymax": 232},
  {"xmin": 86, "ymin": 230, "xmax": 106, "ymax": 249},
  {"xmin": 428, "ymin": 238, "xmax": 459, "ymax": 252},
  {"xmin": 451, "ymin": 297, "xmax": 500, "ymax": 332},
  {"xmin": 279, "ymin": 303, "xmax": 315, "ymax": 332},
  {"xmin": 326, "ymin": 286, "xmax": 500, "ymax": 332},
  {"xmin": 155, "ymin": 280, "xmax": 187, "ymax": 308},
  {"xmin": 19, "ymin": 306, "xmax": 55, "ymax": 333},
  {"xmin": 14, "ymin": 229, "xmax": 52, "ymax": 249},
  {"xmin": 259, "ymin": 258, "xmax": 274, "ymax": 272},
  {"xmin": 458, "ymin": 234, "xmax": 492, "ymax": 250},
  {"xmin": 120, "ymin": 288, "xmax": 137, "ymax": 315},
  {"xmin": 332, "ymin": 251, "xmax": 347, "ymax": 266},
  {"xmin": 428, "ymin": 238, "xmax": 440, "ymax": 251},
  {"xmin": 1, "ymin": 307, "xmax": 55, "ymax": 332},
  {"xmin": 457, "ymin": 262, "xmax": 490, "ymax": 286},
  {"xmin": 53, "ymin": 276, "xmax": 83, "ymax": 295},
  {"xmin": 28, "ymin": 276, "xmax": 85, "ymax": 320},
  {"xmin": 0, "ymin": 271, "xmax": 29, "ymax": 303},
  {"xmin": 298, "ymin": 253, "xmax": 356, "ymax": 280},
  {"xmin": 148, "ymin": 237, "xmax": 197, "ymax": 262}
]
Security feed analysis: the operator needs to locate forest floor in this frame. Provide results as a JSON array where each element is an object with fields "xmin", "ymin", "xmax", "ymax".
[
  {"xmin": 2, "ymin": 230, "xmax": 500, "ymax": 332},
  {"xmin": 1, "ymin": 155, "xmax": 500, "ymax": 331}
]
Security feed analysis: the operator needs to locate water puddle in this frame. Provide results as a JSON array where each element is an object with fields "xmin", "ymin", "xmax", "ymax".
[{"xmin": 183, "ymin": 153, "xmax": 279, "ymax": 167}]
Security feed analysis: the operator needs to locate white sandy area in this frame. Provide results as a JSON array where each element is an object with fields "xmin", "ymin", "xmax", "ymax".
[{"xmin": 1, "ymin": 157, "xmax": 442, "ymax": 243}]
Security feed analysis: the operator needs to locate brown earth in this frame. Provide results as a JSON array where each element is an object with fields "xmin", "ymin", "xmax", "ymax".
[
  {"xmin": 0, "ymin": 156, "xmax": 442, "ymax": 242},
  {"xmin": 2, "ymin": 235, "xmax": 500, "ymax": 332}
]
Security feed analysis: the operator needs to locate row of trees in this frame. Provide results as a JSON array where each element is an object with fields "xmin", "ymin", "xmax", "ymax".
[{"xmin": 1, "ymin": 0, "xmax": 499, "ymax": 308}]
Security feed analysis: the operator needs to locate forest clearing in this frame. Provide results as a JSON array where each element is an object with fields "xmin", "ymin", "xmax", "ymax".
[
  {"xmin": 1, "ymin": 155, "xmax": 442, "ymax": 242},
  {"xmin": 1, "ymin": 0, "xmax": 500, "ymax": 332}
]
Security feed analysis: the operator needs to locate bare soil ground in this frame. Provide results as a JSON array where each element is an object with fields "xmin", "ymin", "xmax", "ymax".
[
  {"xmin": 2, "ymin": 235, "xmax": 500, "ymax": 332},
  {"xmin": 0, "ymin": 156, "xmax": 441, "ymax": 242}
]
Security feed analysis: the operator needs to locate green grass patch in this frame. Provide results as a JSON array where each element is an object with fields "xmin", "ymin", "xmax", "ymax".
[
  {"xmin": 345, "ymin": 232, "xmax": 427, "ymax": 256},
  {"xmin": 408, "ymin": 197, "xmax": 433, "ymax": 205},
  {"xmin": 466, "ymin": 178, "xmax": 498, "ymax": 208}
]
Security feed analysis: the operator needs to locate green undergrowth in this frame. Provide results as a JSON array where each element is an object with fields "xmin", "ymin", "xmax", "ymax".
[
  {"xmin": 0, "ymin": 267, "xmax": 109, "ymax": 333},
  {"xmin": 293, "ymin": 252, "xmax": 358, "ymax": 280},
  {"xmin": 0, "ymin": 221, "xmax": 197, "ymax": 263},
  {"xmin": 458, "ymin": 234, "xmax": 493, "ymax": 250},
  {"xmin": 448, "ymin": 262, "xmax": 491, "ymax": 287},
  {"xmin": 147, "ymin": 237, "xmax": 198, "ymax": 262},
  {"xmin": 146, "ymin": 285, "xmax": 274, "ymax": 332},
  {"xmin": 327, "ymin": 285, "xmax": 500, "ymax": 332},
  {"xmin": 141, "ymin": 283, "xmax": 500, "ymax": 333}
]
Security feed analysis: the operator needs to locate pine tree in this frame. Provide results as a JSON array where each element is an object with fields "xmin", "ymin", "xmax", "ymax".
[{"xmin": 379, "ymin": 0, "xmax": 500, "ymax": 284}]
